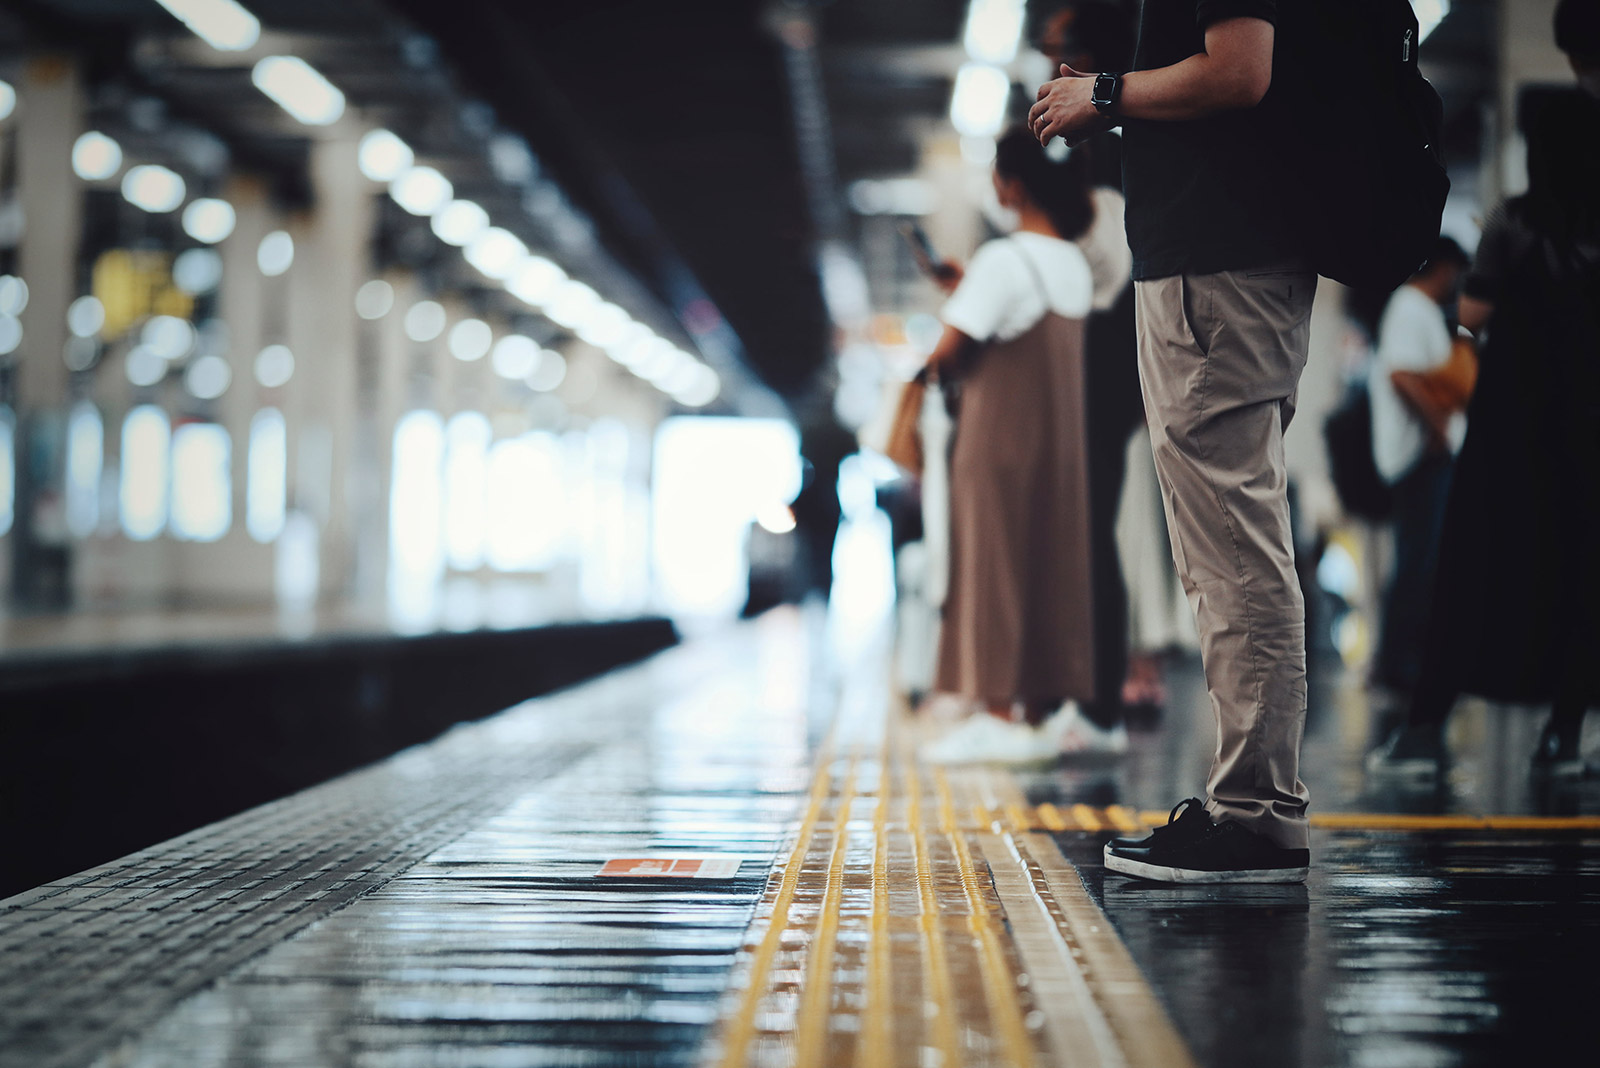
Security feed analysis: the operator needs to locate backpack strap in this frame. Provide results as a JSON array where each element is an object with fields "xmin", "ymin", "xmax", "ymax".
[{"xmin": 1008, "ymin": 237, "xmax": 1053, "ymax": 314}]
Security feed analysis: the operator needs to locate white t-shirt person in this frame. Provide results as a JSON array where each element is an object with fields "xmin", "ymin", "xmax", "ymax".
[
  {"xmin": 940, "ymin": 231, "xmax": 1093, "ymax": 343},
  {"xmin": 1369, "ymin": 284, "xmax": 1465, "ymax": 484}
]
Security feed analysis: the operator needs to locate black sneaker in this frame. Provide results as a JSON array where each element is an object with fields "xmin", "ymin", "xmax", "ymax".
[
  {"xmin": 1104, "ymin": 802, "xmax": 1309, "ymax": 884},
  {"xmin": 1364, "ymin": 723, "xmax": 1444, "ymax": 779}
]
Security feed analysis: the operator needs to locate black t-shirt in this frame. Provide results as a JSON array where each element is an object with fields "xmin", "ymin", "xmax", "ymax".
[{"xmin": 1122, "ymin": 0, "xmax": 1298, "ymax": 280}]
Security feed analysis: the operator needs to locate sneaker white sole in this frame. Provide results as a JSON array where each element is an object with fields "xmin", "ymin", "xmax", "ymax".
[{"xmin": 1103, "ymin": 850, "xmax": 1308, "ymax": 885}]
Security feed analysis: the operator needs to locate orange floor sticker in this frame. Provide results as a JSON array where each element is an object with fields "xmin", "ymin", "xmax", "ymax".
[{"xmin": 596, "ymin": 856, "xmax": 744, "ymax": 878}]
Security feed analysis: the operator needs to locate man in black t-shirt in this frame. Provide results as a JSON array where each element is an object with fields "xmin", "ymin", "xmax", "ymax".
[{"xmin": 1029, "ymin": 0, "xmax": 1315, "ymax": 884}]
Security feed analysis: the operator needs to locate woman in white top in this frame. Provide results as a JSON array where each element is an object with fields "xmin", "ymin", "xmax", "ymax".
[{"xmin": 920, "ymin": 127, "xmax": 1112, "ymax": 765}]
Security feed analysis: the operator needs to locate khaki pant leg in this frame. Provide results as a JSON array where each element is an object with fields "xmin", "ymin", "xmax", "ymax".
[{"xmin": 1134, "ymin": 266, "xmax": 1317, "ymax": 849}]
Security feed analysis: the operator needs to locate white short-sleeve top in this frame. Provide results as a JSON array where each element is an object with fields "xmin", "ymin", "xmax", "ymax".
[{"xmin": 940, "ymin": 232, "xmax": 1094, "ymax": 344}]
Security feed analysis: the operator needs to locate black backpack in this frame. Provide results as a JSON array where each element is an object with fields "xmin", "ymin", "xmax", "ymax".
[
  {"xmin": 1270, "ymin": 1, "xmax": 1451, "ymax": 291},
  {"xmin": 1323, "ymin": 380, "xmax": 1393, "ymax": 522}
]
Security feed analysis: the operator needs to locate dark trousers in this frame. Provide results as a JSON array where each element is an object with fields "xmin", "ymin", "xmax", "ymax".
[
  {"xmin": 1374, "ymin": 451, "xmax": 1453, "ymax": 692},
  {"xmin": 1080, "ymin": 423, "xmax": 1132, "ymax": 729}
]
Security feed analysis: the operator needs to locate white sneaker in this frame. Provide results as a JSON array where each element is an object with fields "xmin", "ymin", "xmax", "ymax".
[
  {"xmin": 920, "ymin": 714, "xmax": 1060, "ymax": 766},
  {"xmin": 1045, "ymin": 702, "xmax": 1129, "ymax": 756}
]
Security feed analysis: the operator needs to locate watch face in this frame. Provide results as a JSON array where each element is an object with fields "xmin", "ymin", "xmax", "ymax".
[{"xmin": 1092, "ymin": 74, "xmax": 1115, "ymax": 106}]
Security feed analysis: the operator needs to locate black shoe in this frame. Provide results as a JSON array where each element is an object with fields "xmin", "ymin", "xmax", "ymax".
[
  {"xmin": 1530, "ymin": 723, "xmax": 1589, "ymax": 780},
  {"xmin": 1106, "ymin": 796, "xmax": 1209, "ymax": 850},
  {"xmin": 1104, "ymin": 803, "xmax": 1309, "ymax": 885},
  {"xmin": 1364, "ymin": 723, "xmax": 1444, "ymax": 779}
]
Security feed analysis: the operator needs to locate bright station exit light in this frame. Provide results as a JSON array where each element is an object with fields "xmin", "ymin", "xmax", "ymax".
[
  {"xmin": 963, "ymin": 0, "xmax": 1025, "ymax": 65},
  {"xmin": 950, "ymin": 62, "xmax": 1010, "ymax": 138},
  {"xmin": 153, "ymin": 0, "xmax": 260, "ymax": 52},
  {"xmin": 253, "ymin": 56, "xmax": 346, "ymax": 127}
]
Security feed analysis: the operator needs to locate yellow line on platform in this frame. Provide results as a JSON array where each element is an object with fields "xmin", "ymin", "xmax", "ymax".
[
  {"xmin": 856, "ymin": 755, "xmax": 893, "ymax": 1068},
  {"xmin": 936, "ymin": 769, "xmax": 1038, "ymax": 1068},
  {"xmin": 714, "ymin": 743, "xmax": 839, "ymax": 1068},
  {"xmin": 795, "ymin": 757, "xmax": 860, "ymax": 1068},
  {"xmin": 905, "ymin": 760, "xmax": 963, "ymax": 1068},
  {"xmin": 1036, "ymin": 803, "xmax": 1068, "ymax": 831}
]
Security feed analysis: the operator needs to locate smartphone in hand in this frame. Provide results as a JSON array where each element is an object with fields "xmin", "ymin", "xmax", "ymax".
[{"xmin": 900, "ymin": 223, "xmax": 958, "ymax": 283}]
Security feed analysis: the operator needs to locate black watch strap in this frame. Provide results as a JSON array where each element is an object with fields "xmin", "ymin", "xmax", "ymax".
[{"xmin": 1091, "ymin": 72, "xmax": 1121, "ymax": 115}]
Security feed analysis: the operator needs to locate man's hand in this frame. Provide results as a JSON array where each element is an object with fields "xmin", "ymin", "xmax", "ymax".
[{"xmin": 1028, "ymin": 65, "xmax": 1114, "ymax": 147}]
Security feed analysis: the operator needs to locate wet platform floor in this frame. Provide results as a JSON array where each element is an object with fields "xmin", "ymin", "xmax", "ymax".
[{"xmin": 2, "ymin": 609, "xmax": 1595, "ymax": 1067}]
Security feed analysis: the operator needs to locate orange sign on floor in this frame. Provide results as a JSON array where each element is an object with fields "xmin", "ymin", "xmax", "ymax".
[{"xmin": 596, "ymin": 856, "xmax": 744, "ymax": 878}]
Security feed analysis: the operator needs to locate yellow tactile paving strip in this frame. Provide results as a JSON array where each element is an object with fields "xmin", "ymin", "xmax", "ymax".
[{"xmin": 707, "ymin": 738, "xmax": 1197, "ymax": 1068}]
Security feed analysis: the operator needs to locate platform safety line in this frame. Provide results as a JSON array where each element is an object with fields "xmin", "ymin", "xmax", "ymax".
[
  {"xmin": 904, "ymin": 759, "xmax": 964, "ymax": 1068},
  {"xmin": 713, "ymin": 740, "xmax": 843, "ymax": 1068},
  {"xmin": 934, "ymin": 769, "xmax": 1038, "ymax": 1068},
  {"xmin": 856, "ymin": 750, "xmax": 894, "ymax": 1068},
  {"xmin": 794, "ymin": 755, "xmax": 862, "ymax": 1068}
]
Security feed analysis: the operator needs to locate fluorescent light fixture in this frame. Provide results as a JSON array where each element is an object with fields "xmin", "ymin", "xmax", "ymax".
[
  {"xmin": 464, "ymin": 227, "xmax": 527, "ymax": 280},
  {"xmin": 184, "ymin": 354, "xmax": 232, "ymax": 400},
  {"xmin": 72, "ymin": 132, "xmax": 123, "ymax": 181},
  {"xmin": 447, "ymin": 318, "xmax": 493, "ymax": 362},
  {"xmin": 950, "ymin": 62, "xmax": 1010, "ymax": 138},
  {"xmin": 153, "ymin": 0, "xmax": 260, "ymax": 52},
  {"xmin": 431, "ymin": 199, "xmax": 489, "ymax": 247},
  {"xmin": 173, "ymin": 248, "xmax": 223, "ymax": 294},
  {"xmin": 390, "ymin": 165, "xmax": 452, "ymax": 216},
  {"xmin": 354, "ymin": 279, "xmax": 394, "ymax": 320},
  {"xmin": 675, "ymin": 365, "xmax": 721, "ymax": 408},
  {"xmin": 182, "ymin": 197, "xmax": 236, "ymax": 243},
  {"xmin": 1413, "ymin": 0, "xmax": 1451, "ymax": 42},
  {"xmin": 0, "ymin": 315, "xmax": 20, "ymax": 357},
  {"xmin": 963, "ymin": 0, "xmax": 1025, "ymax": 65},
  {"xmin": 126, "ymin": 345, "xmax": 168, "ymax": 387},
  {"xmin": 575, "ymin": 303, "xmax": 631, "ymax": 348},
  {"xmin": 358, "ymin": 129, "xmax": 413, "ymax": 182},
  {"xmin": 544, "ymin": 280, "xmax": 600, "ymax": 329},
  {"xmin": 526, "ymin": 351, "xmax": 567, "ymax": 392},
  {"xmin": 67, "ymin": 296, "xmax": 106, "ymax": 339},
  {"xmin": 252, "ymin": 56, "xmax": 345, "ymax": 127},
  {"xmin": 507, "ymin": 256, "xmax": 566, "ymax": 307},
  {"xmin": 254, "ymin": 344, "xmax": 295, "ymax": 388},
  {"xmin": 490, "ymin": 335, "xmax": 540, "ymax": 380},
  {"xmin": 403, "ymin": 300, "xmax": 446, "ymax": 342},
  {"xmin": 121, "ymin": 165, "xmax": 186, "ymax": 213},
  {"xmin": 256, "ymin": 230, "xmax": 294, "ymax": 276},
  {"xmin": 0, "ymin": 277, "xmax": 28, "ymax": 317},
  {"xmin": 142, "ymin": 315, "xmax": 196, "ymax": 360}
]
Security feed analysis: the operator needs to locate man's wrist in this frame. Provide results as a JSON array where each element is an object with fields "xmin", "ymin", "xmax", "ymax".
[{"xmin": 1090, "ymin": 72, "xmax": 1123, "ymax": 116}]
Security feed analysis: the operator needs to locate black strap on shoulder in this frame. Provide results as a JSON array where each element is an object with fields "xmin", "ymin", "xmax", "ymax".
[{"xmin": 1008, "ymin": 237, "xmax": 1052, "ymax": 310}]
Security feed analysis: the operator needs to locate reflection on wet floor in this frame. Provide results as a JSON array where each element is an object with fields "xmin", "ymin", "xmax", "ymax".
[{"xmin": 2, "ymin": 613, "xmax": 1597, "ymax": 1068}]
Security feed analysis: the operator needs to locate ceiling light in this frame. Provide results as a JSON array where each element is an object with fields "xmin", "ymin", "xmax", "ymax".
[
  {"xmin": 71, "ymin": 132, "xmax": 123, "ymax": 181},
  {"xmin": 389, "ymin": 165, "xmax": 452, "ymax": 216},
  {"xmin": 526, "ymin": 350, "xmax": 566, "ymax": 392},
  {"xmin": 0, "ymin": 81, "xmax": 14, "ymax": 122},
  {"xmin": 121, "ymin": 165, "xmax": 186, "ymax": 213},
  {"xmin": 464, "ymin": 227, "xmax": 527, "ymax": 280},
  {"xmin": 142, "ymin": 315, "xmax": 196, "ymax": 360},
  {"xmin": 507, "ymin": 256, "xmax": 566, "ymax": 307},
  {"xmin": 404, "ymin": 300, "xmax": 446, "ymax": 342},
  {"xmin": 490, "ymin": 335, "xmax": 540, "ymax": 379},
  {"xmin": 543, "ymin": 280, "xmax": 600, "ymax": 328},
  {"xmin": 675, "ymin": 365, "xmax": 721, "ymax": 408},
  {"xmin": 576, "ymin": 303, "xmax": 631, "ymax": 348},
  {"xmin": 448, "ymin": 318, "xmax": 493, "ymax": 362},
  {"xmin": 173, "ymin": 248, "xmax": 223, "ymax": 294},
  {"xmin": 950, "ymin": 62, "xmax": 1010, "ymax": 138},
  {"xmin": 431, "ymin": 199, "xmax": 489, "ymax": 247},
  {"xmin": 963, "ymin": 0, "xmax": 1025, "ymax": 66},
  {"xmin": 256, "ymin": 230, "xmax": 294, "ymax": 276},
  {"xmin": 152, "ymin": 0, "xmax": 260, "ymax": 52},
  {"xmin": 67, "ymin": 296, "xmax": 106, "ymax": 338},
  {"xmin": 0, "ymin": 276, "xmax": 29, "ymax": 317},
  {"xmin": 252, "ymin": 56, "xmax": 345, "ymax": 127},
  {"xmin": 254, "ymin": 344, "xmax": 294, "ymax": 388},
  {"xmin": 184, "ymin": 354, "xmax": 232, "ymax": 400},
  {"xmin": 354, "ymin": 279, "xmax": 394, "ymax": 320},
  {"xmin": 0, "ymin": 315, "xmax": 20, "ymax": 356},
  {"xmin": 182, "ymin": 197, "xmax": 236, "ymax": 243},
  {"xmin": 358, "ymin": 129, "xmax": 413, "ymax": 182},
  {"xmin": 126, "ymin": 345, "xmax": 167, "ymax": 387}
]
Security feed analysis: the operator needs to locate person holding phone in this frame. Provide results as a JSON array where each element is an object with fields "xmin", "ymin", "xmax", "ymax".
[{"xmin": 919, "ymin": 127, "xmax": 1106, "ymax": 766}]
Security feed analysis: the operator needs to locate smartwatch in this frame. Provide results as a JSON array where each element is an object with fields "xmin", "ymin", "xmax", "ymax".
[{"xmin": 1090, "ymin": 72, "xmax": 1122, "ymax": 116}]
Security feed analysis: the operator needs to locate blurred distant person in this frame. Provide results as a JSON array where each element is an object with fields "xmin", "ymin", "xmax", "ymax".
[
  {"xmin": 1557, "ymin": 0, "xmax": 1600, "ymax": 99},
  {"xmin": 1036, "ymin": 1, "xmax": 1154, "ymax": 740},
  {"xmin": 1369, "ymin": 237, "xmax": 1471, "ymax": 693},
  {"xmin": 1369, "ymin": 90, "xmax": 1600, "ymax": 780},
  {"xmin": 1031, "ymin": 1, "xmax": 1314, "ymax": 883},
  {"xmin": 919, "ymin": 128, "xmax": 1101, "ymax": 766}
]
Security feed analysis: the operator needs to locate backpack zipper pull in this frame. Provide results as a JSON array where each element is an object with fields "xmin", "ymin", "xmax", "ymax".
[{"xmin": 1403, "ymin": 28, "xmax": 1413, "ymax": 62}]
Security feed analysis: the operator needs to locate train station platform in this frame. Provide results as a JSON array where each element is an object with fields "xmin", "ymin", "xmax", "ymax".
[{"xmin": 2, "ymin": 609, "xmax": 1595, "ymax": 1068}]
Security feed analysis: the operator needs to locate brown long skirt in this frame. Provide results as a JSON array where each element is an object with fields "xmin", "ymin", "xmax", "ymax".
[{"xmin": 935, "ymin": 312, "xmax": 1095, "ymax": 705}]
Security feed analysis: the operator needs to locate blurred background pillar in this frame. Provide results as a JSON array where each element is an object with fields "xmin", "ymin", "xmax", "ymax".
[
  {"xmin": 1494, "ymin": 0, "xmax": 1571, "ymax": 199},
  {"xmin": 10, "ymin": 56, "xmax": 85, "ymax": 609}
]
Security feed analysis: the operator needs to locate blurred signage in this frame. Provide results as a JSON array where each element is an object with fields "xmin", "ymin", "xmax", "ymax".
[{"xmin": 92, "ymin": 250, "xmax": 194, "ymax": 340}]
